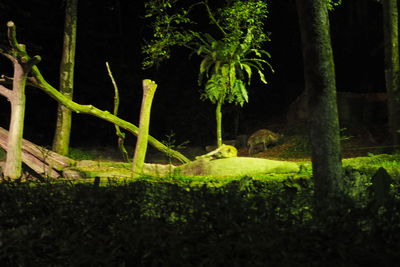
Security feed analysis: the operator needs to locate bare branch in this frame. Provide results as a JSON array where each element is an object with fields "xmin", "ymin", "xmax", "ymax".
[
  {"xmin": 0, "ymin": 75, "xmax": 13, "ymax": 84},
  {"xmin": 106, "ymin": 61, "xmax": 130, "ymax": 162},
  {"xmin": 7, "ymin": 21, "xmax": 23, "ymax": 51},
  {"xmin": 0, "ymin": 84, "xmax": 12, "ymax": 99},
  {"xmin": 25, "ymin": 55, "xmax": 41, "ymax": 70}
]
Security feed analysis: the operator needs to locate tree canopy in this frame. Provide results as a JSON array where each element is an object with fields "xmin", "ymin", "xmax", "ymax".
[{"xmin": 142, "ymin": 0, "xmax": 273, "ymax": 146}]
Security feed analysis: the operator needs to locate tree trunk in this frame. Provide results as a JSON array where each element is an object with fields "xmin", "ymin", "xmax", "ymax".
[
  {"xmin": 132, "ymin": 80, "xmax": 157, "ymax": 177},
  {"xmin": 0, "ymin": 21, "xmax": 41, "ymax": 179},
  {"xmin": 216, "ymin": 99, "xmax": 223, "ymax": 147},
  {"xmin": 296, "ymin": 0, "xmax": 343, "ymax": 201},
  {"xmin": 0, "ymin": 127, "xmax": 75, "ymax": 178},
  {"xmin": 3, "ymin": 60, "xmax": 27, "ymax": 179},
  {"xmin": 53, "ymin": 0, "xmax": 78, "ymax": 155},
  {"xmin": 382, "ymin": 0, "xmax": 400, "ymax": 148}
]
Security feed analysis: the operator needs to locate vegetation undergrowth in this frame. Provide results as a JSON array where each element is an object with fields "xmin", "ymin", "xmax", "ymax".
[{"xmin": 1, "ymin": 153, "xmax": 400, "ymax": 266}]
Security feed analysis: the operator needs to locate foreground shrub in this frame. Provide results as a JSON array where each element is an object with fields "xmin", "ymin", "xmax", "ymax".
[{"xmin": 0, "ymin": 177, "xmax": 399, "ymax": 266}]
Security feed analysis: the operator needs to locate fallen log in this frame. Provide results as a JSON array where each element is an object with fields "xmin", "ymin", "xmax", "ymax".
[
  {"xmin": 63, "ymin": 157, "xmax": 299, "ymax": 179},
  {"xmin": 0, "ymin": 126, "xmax": 300, "ymax": 179},
  {"xmin": 0, "ymin": 127, "xmax": 76, "ymax": 178},
  {"xmin": 62, "ymin": 160, "xmax": 174, "ymax": 179},
  {"xmin": 174, "ymin": 157, "xmax": 300, "ymax": 177}
]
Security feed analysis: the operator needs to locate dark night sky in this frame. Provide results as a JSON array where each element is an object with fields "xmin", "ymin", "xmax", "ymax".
[{"xmin": 0, "ymin": 0, "xmax": 384, "ymax": 148}]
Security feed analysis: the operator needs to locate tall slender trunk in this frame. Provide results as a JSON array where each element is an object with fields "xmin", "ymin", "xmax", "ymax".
[
  {"xmin": 296, "ymin": 0, "xmax": 343, "ymax": 202},
  {"xmin": 383, "ymin": 0, "xmax": 400, "ymax": 148},
  {"xmin": 216, "ymin": 99, "xmax": 223, "ymax": 147},
  {"xmin": 4, "ymin": 62, "xmax": 27, "ymax": 179},
  {"xmin": 53, "ymin": 0, "xmax": 78, "ymax": 155},
  {"xmin": 0, "ymin": 21, "xmax": 41, "ymax": 179}
]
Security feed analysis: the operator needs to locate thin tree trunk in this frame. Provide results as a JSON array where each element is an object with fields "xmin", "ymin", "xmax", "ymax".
[
  {"xmin": 0, "ymin": 21, "xmax": 41, "ymax": 179},
  {"xmin": 106, "ymin": 62, "xmax": 129, "ymax": 161},
  {"xmin": 132, "ymin": 80, "xmax": 157, "ymax": 177},
  {"xmin": 296, "ymin": 0, "xmax": 343, "ymax": 202},
  {"xmin": 3, "ymin": 61, "xmax": 27, "ymax": 179},
  {"xmin": 53, "ymin": 0, "xmax": 78, "ymax": 155},
  {"xmin": 383, "ymin": 0, "xmax": 400, "ymax": 148},
  {"xmin": 216, "ymin": 99, "xmax": 223, "ymax": 147}
]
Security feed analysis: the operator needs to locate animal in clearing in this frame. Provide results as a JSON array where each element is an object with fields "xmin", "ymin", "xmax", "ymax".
[
  {"xmin": 196, "ymin": 144, "xmax": 238, "ymax": 160},
  {"xmin": 247, "ymin": 129, "xmax": 282, "ymax": 155}
]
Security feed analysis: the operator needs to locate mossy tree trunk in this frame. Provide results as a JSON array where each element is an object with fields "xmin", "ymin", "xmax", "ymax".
[
  {"xmin": 296, "ymin": 0, "xmax": 343, "ymax": 202},
  {"xmin": 132, "ymin": 80, "xmax": 157, "ymax": 177},
  {"xmin": 0, "ymin": 21, "xmax": 41, "ymax": 179},
  {"xmin": 53, "ymin": 0, "xmax": 78, "ymax": 156},
  {"xmin": 382, "ymin": 0, "xmax": 400, "ymax": 148}
]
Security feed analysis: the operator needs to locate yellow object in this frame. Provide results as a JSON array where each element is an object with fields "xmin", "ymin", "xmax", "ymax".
[{"xmin": 196, "ymin": 144, "xmax": 238, "ymax": 160}]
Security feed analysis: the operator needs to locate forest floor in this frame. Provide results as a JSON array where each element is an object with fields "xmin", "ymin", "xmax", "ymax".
[{"xmin": 69, "ymin": 123, "xmax": 391, "ymax": 164}]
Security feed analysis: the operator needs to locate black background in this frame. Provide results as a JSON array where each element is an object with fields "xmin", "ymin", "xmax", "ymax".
[{"xmin": 0, "ymin": 0, "xmax": 384, "ymax": 148}]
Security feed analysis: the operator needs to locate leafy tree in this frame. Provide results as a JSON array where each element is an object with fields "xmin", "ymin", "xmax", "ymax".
[{"xmin": 143, "ymin": 0, "xmax": 272, "ymax": 147}]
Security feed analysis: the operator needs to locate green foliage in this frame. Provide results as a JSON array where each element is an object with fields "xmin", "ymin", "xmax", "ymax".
[
  {"xmin": 161, "ymin": 131, "xmax": 189, "ymax": 164},
  {"xmin": 343, "ymin": 153, "xmax": 400, "ymax": 178},
  {"xmin": 1, "ymin": 174, "xmax": 400, "ymax": 265},
  {"xmin": 3, "ymin": 153, "xmax": 400, "ymax": 265},
  {"xmin": 143, "ymin": 0, "xmax": 272, "ymax": 145},
  {"xmin": 327, "ymin": 0, "xmax": 343, "ymax": 11},
  {"xmin": 143, "ymin": 0, "xmax": 273, "ymax": 107},
  {"xmin": 196, "ymin": 0, "xmax": 272, "ymax": 106},
  {"xmin": 142, "ymin": 0, "xmax": 195, "ymax": 68},
  {"xmin": 197, "ymin": 28, "xmax": 272, "ymax": 107}
]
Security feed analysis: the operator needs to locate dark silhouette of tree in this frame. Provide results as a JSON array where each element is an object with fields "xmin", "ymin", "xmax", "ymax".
[{"xmin": 382, "ymin": 0, "xmax": 400, "ymax": 149}]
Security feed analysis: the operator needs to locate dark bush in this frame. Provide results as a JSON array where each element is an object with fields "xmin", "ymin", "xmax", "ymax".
[{"xmin": 0, "ymin": 176, "xmax": 399, "ymax": 266}]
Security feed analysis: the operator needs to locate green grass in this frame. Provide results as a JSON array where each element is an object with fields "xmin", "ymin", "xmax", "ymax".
[
  {"xmin": 61, "ymin": 153, "xmax": 399, "ymax": 187},
  {"xmin": 343, "ymin": 153, "xmax": 400, "ymax": 177}
]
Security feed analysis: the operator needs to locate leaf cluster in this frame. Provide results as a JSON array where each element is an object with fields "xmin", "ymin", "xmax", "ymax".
[
  {"xmin": 142, "ymin": 0, "xmax": 273, "ymax": 108},
  {"xmin": 196, "ymin": 27, "xmax": 272, "ymax": 106},
  {"xmin": 142, "ymin": 0, "xmax": 196, "ymax": 68},
  {"xmin": 327, "ymin": 0, "xmax": 343, "ymax": 11}
]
